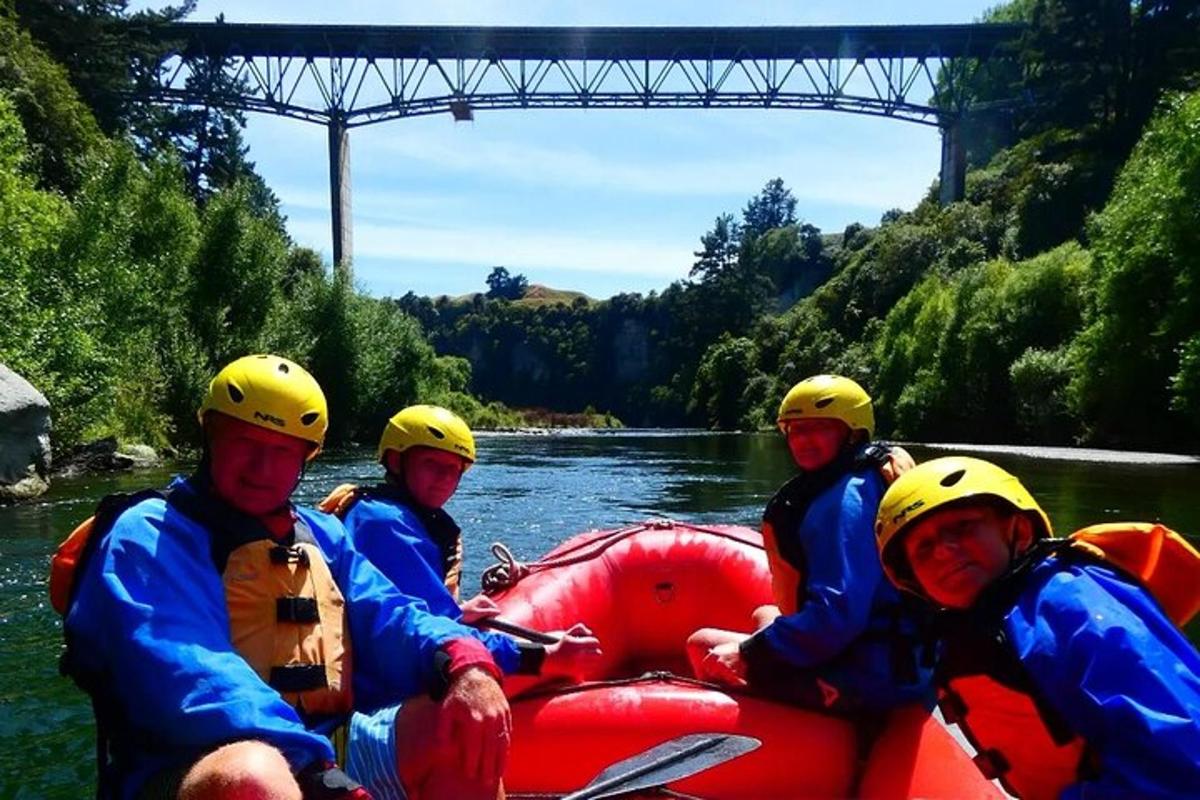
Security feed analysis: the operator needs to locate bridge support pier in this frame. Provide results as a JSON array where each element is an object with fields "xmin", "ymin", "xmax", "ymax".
[
  {"xmin": 939, "ymin": 119, "xmax": 966, "ymax": 205},
  {"xmin": 329, "ymin": 117, "xmax": 353, "ymax": 275}
]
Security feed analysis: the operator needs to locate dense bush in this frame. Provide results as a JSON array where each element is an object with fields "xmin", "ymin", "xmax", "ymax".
[
  {"xmin": 1069, "ymin": 90, "xmax": 1200, "ymax": 445},
  {"xmin": 0, "ymin": 87, "xmax": 486, "ymax": 452},
  {"xmin": 873, "ymin": 243, "xmax": 1092, "ymax": 443}
]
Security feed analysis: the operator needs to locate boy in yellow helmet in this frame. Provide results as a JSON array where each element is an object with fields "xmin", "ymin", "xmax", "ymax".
[
  {"xmin": 325, "ymin": 405, "xmax": 601, "ymax": 799},
  {"xmin": 876, "ymin": 456, "xmax": 1200, "ymax": 799},
  {"xmin": 57, "ymin": 356, "xmax": 514, "ymax": 800},
  {"xmin": 686, "ymin": 375, "xmax": 931, "ymax": 716}
]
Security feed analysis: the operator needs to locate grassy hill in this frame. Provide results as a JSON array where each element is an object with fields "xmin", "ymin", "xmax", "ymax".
[{"xmin": 440, "ymin": 284, "xmax": 595, "ymax": 308}]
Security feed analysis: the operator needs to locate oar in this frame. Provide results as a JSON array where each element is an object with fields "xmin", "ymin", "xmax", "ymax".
[
  {"xmin": 476, "ymin": 616, "xmax": 562, "ymax": 645},
  {"xmin": 559, "ymin": 732, "xmax": 761, "ymax": 800}
]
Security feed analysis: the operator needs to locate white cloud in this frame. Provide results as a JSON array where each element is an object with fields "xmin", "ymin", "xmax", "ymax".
[
  {"xmin": 288, "ymin": 217, "xmax": 695, "ymax": 278},
  {"xmin": 273, "ymin": 184, "xmax": 458, "ymax": 217},
  {"xmin": 353, "ymin": 121, "xmax": 935, "ymax": 208}
]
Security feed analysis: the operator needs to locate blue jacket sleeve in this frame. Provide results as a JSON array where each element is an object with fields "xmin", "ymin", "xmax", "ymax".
[
  {"xmin": 1008, "ymin": 563, "xmax": 1200, "ymax": 799},
  {"xmin": 302, "ymin": 509, "xmax": 519, "ymax": 709},
  {"xmin": 340, "ymin": 501, "xmax": 525, "ymax": 676},
  {"xmin": 343, "ymin": 500, "xmax": 463, "ymax": 618},
  {"xmin": 67, "ymin": 501, "xmax": 334, "ymax": 780},
  {"xmin": 755, "ymin": 473, "xmax": 885, "ymax": 668}
]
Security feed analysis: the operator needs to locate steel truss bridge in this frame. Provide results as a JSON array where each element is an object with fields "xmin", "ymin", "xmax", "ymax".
[{"xmin": 150, "ymin": 22, "xmax": 1026, "ymax": 271}]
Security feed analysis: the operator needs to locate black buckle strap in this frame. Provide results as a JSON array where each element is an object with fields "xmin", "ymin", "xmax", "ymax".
[
  {"xmin": 269, "ymin": 664, "xmax": 328, "ymax": 693},
  {"xmin": 270, "ymin": 545, "xmax": 310, "ymax": 566},
  {"xmin": 938, "ymin": 690, "xmax": 968, "ymax": 724},
  {"xmin": 972, "ymin": 748, "xmax": 1011, "ymax": 780},
  {"xmin": 276, "ymin": 596, "xmax": 320, "ymax": 624}
]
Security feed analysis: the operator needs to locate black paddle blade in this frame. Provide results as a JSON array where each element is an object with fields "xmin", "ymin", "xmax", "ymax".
[{"xmin": 560, "ymin": 732, "xmax": 761, "ymax": 800}]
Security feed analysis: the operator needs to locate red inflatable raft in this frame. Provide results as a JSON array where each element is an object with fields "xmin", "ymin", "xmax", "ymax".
[{"xmin": 482, "ymin": 520, "xmax": 1002, "ymax": 799}]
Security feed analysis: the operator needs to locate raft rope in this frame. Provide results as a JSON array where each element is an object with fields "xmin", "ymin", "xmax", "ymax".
[
  {"xmin": 479, "ymin": 520, "xmax": 764, "ymax": 594},
  {"xmin": 480, "ymin": 542, "xmax": 528, "ymax": 593}
]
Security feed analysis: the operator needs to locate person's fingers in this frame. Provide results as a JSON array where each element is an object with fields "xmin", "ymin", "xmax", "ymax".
[
  {"xmin": 436, "ymin": 697, "xmax": 455, "ymax": 748},
  {"xmin": 462, "ymin": 711, "xmax": 484, "ymax": 781},
  {"xmin": 565, "ymin": 622, "xmax": 593, "ymax": 637},
  {"xmin": 490, "ymin": 721, "xmax": 510, "ymax": 784}
]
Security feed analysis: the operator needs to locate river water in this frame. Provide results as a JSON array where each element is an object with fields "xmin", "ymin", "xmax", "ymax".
[{"xmin": 2, "ymin": 431, "xmax": 1198, "ymax": 798}]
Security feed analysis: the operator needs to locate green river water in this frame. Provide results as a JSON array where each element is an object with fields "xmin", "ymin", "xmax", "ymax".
[{"xmin": 2, "ymin": 431, "xmax": 1197, "ymax": 798}]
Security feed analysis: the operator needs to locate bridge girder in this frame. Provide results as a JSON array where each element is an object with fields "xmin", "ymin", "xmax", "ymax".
[{"xmin": 151, "ymin": 22, "xmax": 1023, "ymax": 126}]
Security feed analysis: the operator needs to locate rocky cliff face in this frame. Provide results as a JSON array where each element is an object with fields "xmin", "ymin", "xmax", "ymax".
[
  {"xmin": 0, "ymin": 365, "xmax": 52, "ymax": 502},
  {"xmin": 612, "ymin": 318, "xmax": 651, "ymax": 385}
]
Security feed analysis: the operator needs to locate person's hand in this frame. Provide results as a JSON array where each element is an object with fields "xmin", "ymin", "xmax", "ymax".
[
  {"xmin": 700, "ymin": 641, "xmax": 748, "ymax": 687},
  {"xmin": 880, "ymin": 446, "xmax": 916, "ymax": 485},
  {"xmin": 541, "ymin": 622, "xmax": 602, "ymax": 680},
  {"xmin": 459, "ymin": 594, "xmax": 502, "ymax": 625},
  {"xmin": 438, "ymin": 666, "xmax": 512, "ymax": 785},
  {"xmin": 751, "ymin": 604, "xmax": 781, "ymax": 630}
]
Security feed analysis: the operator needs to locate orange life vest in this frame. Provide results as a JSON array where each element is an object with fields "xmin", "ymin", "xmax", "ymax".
[
  {"xmin": 936, "ymin": 522, "xmax": 1200, "ymax": 800},
  {"xmin": 319, "ymin": 482, "xmax": 463, "ymax": 600},
  {"xmin": 52, "ymin": 488, "xmax": 353, "ymax": 720}
]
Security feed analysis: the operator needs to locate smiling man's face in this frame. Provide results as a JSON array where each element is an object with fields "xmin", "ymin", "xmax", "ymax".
[
  {"xmin": 902, "ymin": 504, "xmax": 1025, "ymax": 609},
  {"xmin": 206, "ymin": 413, "xmax": 309, "ymax": 516}
]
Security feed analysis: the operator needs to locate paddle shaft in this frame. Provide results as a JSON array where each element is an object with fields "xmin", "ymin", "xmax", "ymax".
[
  {"xmin": 560, "ymin": 735, "xmax": 725, "ymax": 800},
  {"xmin": 477, "ymin": 616, "xmax": 561, "ymax": 645}
]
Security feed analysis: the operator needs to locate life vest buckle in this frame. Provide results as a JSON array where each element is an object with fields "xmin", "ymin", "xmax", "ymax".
[
  {"xmin": 270, "ymin": 544, "xmax": 310, "ymax": 566},
  {"xmin": 277, "ymin": 596, "xmax": 321, "ymax": 624}
]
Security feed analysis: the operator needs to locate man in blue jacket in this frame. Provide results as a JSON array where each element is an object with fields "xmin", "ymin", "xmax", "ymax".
[
  {"xmin": 324, "ymin": 405, "xmax": 600, "ymax": 799},
  {"xmin": 876, "ymin": 456, "xmax": 1200, "ymax": 799},
  {"xmin": 62, "ymin": 356, "xmax": 512, "ymax": 800},
  {"xmin": 687, "ymin": 375, "xmax": 931, "ymax": 715}
]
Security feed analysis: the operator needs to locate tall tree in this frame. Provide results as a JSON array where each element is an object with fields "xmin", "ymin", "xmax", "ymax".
[
  {"xmin": 13, "ymin": 0, "xmax": 195, "ymax": 136},
  {"xmin": 741, "ymin": 178, "xmax": 797, "ymax": 240},
  {"xmin": 485, "ymin": 266, "xmax": 528, "ymax": 300},
  {"xmin": 690, "ymin": 213, "xmax": 741, "ymax": 282}
]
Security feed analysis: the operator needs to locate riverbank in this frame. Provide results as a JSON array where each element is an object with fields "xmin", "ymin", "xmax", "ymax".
[{"xmin": 917, "ymin": 441, "xmax": 1200, "ymax": 466}]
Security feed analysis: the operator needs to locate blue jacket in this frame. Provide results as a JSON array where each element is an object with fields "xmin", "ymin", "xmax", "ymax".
[
  {"xmin": 1000, "ymin": 557, "xmax": 1200, "ymax": 798},
  {"xmin": 742, "ymin": 451, "xmax": 933, "ymax": 711},
  {"xmin": 64, "ymin": 476, "xmax": 494, "ymax": 798},
  {"xmin": 341, "ymin": 491, "xmax": 528, "ymax": 674}
]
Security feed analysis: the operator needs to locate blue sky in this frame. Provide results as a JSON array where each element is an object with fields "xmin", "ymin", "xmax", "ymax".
[{"xmin": 165, "ymin": 1, "xmax": 999, "ymax": 298}]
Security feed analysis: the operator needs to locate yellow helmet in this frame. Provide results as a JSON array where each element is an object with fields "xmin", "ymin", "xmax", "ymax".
[
  {"xmin": 875, "ymin": 456, "xmax": 1052, "ymax": 595},
  {"xmin": 378, "ymin": 405, "xmax": 475, "ymax": 469},
  {"xmin": 777, "ymin": 374, "xmax": 874, "ymax": 437},
  {"xmin": 198, "ymin": 354, "xmax": 328, "ymax": 460}
]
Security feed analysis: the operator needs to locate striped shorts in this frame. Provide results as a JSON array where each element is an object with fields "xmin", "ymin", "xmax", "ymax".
[{"xmin": 346, "ymin": 704, "xmax": 408, "ymax": 800}]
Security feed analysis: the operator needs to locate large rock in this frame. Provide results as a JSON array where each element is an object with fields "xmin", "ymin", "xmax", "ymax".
[
  {"xmin": 54, "ymin": 437, "xmax": 161, "ymax": 478},
  {"xmin": 0, "ymin": 364, "xmax": 52, "ymax": 503}
]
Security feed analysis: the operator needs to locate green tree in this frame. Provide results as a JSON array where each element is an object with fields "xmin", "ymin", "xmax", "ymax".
[
  {"xmin": 485, "ymin": 266, "xmax": 529, "ymax": 300},
  {"xmin": 1069, "ymin": 90, "xmax": 1200, "ymax": 446},
  {"xmin": 741, "ymin": 177, "xmax": 797, "ymax": 240},
  {"xmin": 12, "ymin": 0, "xmax": 196, "ymax": 137},
  {"xmin": 0, "ymin": 14, "xmax": 104, "ymax": 193},
  {"xmin": 0, "ymin": 93, "xmax": 73, "ymax": 392},
  {"xmin": 186, "ymin": 181, "xmax": 290, "ymax": 365},
  {"xmin": 690, "ymin": 334, "xmax": 763, "ymax": 429},
  {"xmin": 690, "ymin": 213, "xmax": 741, "ymax": 282}
]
